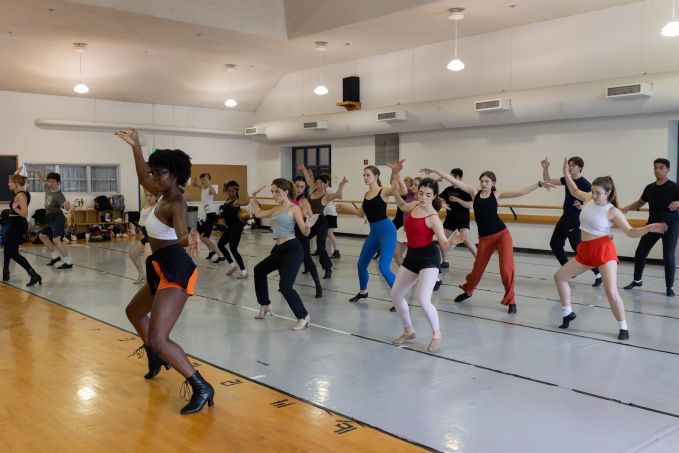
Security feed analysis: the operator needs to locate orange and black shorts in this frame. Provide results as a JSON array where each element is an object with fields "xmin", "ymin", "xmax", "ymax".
[{"xmin": 151, "ymin": 261, "xmax": 198, "ymax": 296}]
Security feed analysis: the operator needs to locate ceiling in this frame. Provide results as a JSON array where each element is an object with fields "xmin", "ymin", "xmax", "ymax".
[{"xmin": 0, "ymin": 0, "xmax": 640, "ymax": 112}]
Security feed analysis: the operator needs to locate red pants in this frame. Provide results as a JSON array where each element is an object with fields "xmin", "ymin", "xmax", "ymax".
[{"xmin": 460, "ymin": 228, "xmax": 515, "ymax": 306}]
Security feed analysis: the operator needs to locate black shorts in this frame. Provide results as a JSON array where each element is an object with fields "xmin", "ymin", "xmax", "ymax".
[
  {"xmin": 326, "ymin": 215, "xmax": 338, "ymax": 229},
  {"xmin": 197, "ymin": 212, "xmax": 218, "ymax": 238},
  {"xmin": 443, "ymin": 222, "xmax": 470, "ymax": 232},
  {"xmin": 140, "ymin": 226, "xmax": 149, "ymax": 245},
  {"xmin": 41, "ymin": 212, "xmax": 65, "ymax": 240},
  {"xmin": 402, "ymin": 242, "xmax": 441, "ymax": 274}
]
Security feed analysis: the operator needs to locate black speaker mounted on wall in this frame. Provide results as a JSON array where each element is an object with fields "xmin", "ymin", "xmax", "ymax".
[{"xmin": 342, "ymin": 76, "xmax": 360, "ymax": 103}]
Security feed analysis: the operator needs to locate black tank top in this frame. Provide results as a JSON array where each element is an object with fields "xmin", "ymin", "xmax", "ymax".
[
  {"xmin": 363, "ymin": 189, "xmax": 388, "ymax": 223},
  {"xmin": 308, "ymin": 194, "xmax": 325, "ymax": 215},
  {"xmin": 220, "ymin": 199, "xmax": 242, "ymax": 227},
  {"xmin": 10, "ymin": 191, "xmax": 30, "ymax": 215},
  {"xmin": 473, "ymin": 192, "xmax": 506, "ymax": 237}
]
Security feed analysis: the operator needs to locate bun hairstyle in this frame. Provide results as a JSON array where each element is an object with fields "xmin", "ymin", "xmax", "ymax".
[
  {"xmin": 320, "ymin": 172, "xmax": 332, "ymax": 187},
  {"xmin": 479, "ymin": 171, "xmax": 497, "ymax": 192},
  {"xmin": 148, "ymin": 149, "xmax": 192, "ymax": 186},
  {"xmin": 451, "ymin": 168, "xmax": 463, "ymax": 178},
  {"xmin": 225, "ymin": 180, "xmax": 240, "ymax": 198},
  {"xmin": 591, "ymin": 176, "xmax": 618, "ymax": 207},
  {"xmin": 9, "ymin": 174, "xmax": 28, "ymax": 186},
  {"xmin": 364, "ymin": 165, "xmax": 382, "ymax": 187},
  {"xmin": 272, "ymin": 178, "xmax": 294, "ymax": 200},
  {"xmin": 418, "ymin": 177, "xmax": 441, "ymax": 210}
]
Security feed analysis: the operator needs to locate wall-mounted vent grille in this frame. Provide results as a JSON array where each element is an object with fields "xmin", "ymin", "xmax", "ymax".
[
  {"xmin": 375, "ymin": 133, "xmax": 399, "ymax": 166},
  {"xmin": 474, "ymin": 99, "xmax": 511, "ymax": 112},
  {"xmin": 606, "ymin": 83, "xmax": 652, "ymax": 98},
  {"xmin": 244, "ymin": 126, "xmax": 266, "ymax": 135},
  {"xmin": 377, "ymin": 111, "xmax": 407, "ymax": 122},
  {"xmin": 303, "ymin": 121, "xmax": 328, "ymax": 130}
]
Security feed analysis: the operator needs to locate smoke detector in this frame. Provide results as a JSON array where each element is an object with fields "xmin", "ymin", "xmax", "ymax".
[
  {"xmin": 314, "ymin": 41, "xmax": 329, "ymax": 52},
  {"xmin": 448, "ymin": 8, "xmax": 465, "ymax": 21}
]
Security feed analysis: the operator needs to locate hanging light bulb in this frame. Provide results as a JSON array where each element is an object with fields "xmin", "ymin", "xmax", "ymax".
[
  {"xmin": 72, "ymin": 42, "xmax": 89, "ymax": 94},
  {"xmin": 447, "ymin": 8, "xmax": 465, "ymax": 72},
  {"xmin": 314, "ymin": 41, "xmax": 329, "ymax": 96},
  {"xmin": 224, "ymin": 64, "xmax": 238, "ymax": 107},
  {"xmin": 661, "ymin": 0, "xmax": 679, "ymax": 37}
]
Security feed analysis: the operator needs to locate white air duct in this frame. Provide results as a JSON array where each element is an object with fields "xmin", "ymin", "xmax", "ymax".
[
  {"xmin": 34, "ymin": 119, "xmax": 242, "ymax": 137},
  {"xmin": 252, "ymin": 71, "xmax": 679, "ymax": 143}
]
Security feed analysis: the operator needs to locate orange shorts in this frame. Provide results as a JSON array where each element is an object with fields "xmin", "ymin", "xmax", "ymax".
[
  {"xmin": 152, "ymin": 261, "xmax": 197, "ymax": 296},
  {"xmin": 575, "ymin": 236, "xmax": 619, "ymax": 268}
]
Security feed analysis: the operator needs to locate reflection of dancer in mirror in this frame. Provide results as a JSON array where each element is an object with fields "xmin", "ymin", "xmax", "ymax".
[
  {"xmin": 423, "ymin": 167, "xmax": 556, "ymax": 314},
  {"xmin": 390, "ymin": 162, "xmax": 464, "ymax": 352},
  {"xmin": 218, "ymin": 180, "xmax": 249, "ymax": 279},
  {"xmin": 554, "ymin": 159, "xmax": 667, "ymax": 340},
  {"xmin": 116, "ymin": 128, "xmax": 213, "ymax": 415},
  {"xmin": 31, "ymin": 169, "xmax": 73, "ymax": 269},
  {"xmin": 192, "ymin": 173, "xmax": 224, "ymax": 262},
  {"xmin": 4, "ymin": 168, "xmax": 42, "ymax": 286},
  {"xmin": 250, "ymin": 179, "xmax": 319, "ymax": 330},
  {"xmin": 129, "ymin": 190, "xmax": 157, "ymax": 285}
]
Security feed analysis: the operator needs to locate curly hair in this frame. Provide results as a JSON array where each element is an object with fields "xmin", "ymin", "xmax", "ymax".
[{"xmin": 148, "ymin": 149, "xmax": 192, "ymax": 186}]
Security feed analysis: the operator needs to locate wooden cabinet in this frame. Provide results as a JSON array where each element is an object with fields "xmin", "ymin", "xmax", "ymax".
[{"xmin": 72, "ymin": 209, "xmax": 128, "ymax": 234}]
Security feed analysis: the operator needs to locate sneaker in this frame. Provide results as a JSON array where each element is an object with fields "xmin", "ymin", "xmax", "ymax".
[
  {"xmin": 454, "ymin": 293, "xmax": 471, "ymax": 303},
  {"xmin": 668, "ymin": 288, "xmax": 675, "ymax": 297},
  {"xmin": 206, "ymin": 251, "xmax": 215, "ymax": 260},
  {"xmin": 592, "ymin": 277, "xmax": 603, "ymax": 287},
  {"xmin": 433, "ymin": 280, "xmax": 443, "ymax": 291},
  {"xmin": 440, "ymin": 261, "xmax": 450, "ymax": 269},
  {"xmin": 212, "ymin": 256, "xmax": 227, "ymax": 264},
  {"xmin": 623, "ymin": 281, "xmax": 642, "ymax": 290},
  {"xmin": 47, "ymin": 257, "xmax": 61, "ymax": 266},
  {"xmin": 57, "ymin": 263, "xmax": 73, "ymax": 269},
  {"xmin": 558, "ymin": 312, "xmax": 576, "ymax": 329},
  {"xmin": 617, "ymin": 329, "xmax": 630, "ymax": 340},
  {"xmin": 507, "ymin": 304, "xmax": 517, "ymax": 314}
]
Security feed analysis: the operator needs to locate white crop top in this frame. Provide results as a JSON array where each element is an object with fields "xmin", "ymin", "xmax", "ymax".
[
  {"xmin": 145, "ymin": 196, "xmax": 178, "ymax": 240},
  {"xmin": 201, "ymin": 187, "xmax": 215, "ymax": 214},
  {"xmin": 579, "ymin": 201, "xmax": 613, "ymax": 236},
  {"xmin": 323, "ymin": 187, "xmax": 337, "ymax": 216},
  {"xmin": 139, "ymin": 205, "xmax": 153, "ymax": 227}
]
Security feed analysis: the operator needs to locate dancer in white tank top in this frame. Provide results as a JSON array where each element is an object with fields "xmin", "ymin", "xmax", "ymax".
[{"xmin": 192, "ymin": 173, "xmax": 224, "ymax": 262}]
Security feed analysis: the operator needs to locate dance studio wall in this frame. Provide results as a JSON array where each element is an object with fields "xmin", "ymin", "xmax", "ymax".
[{"xmin": 0, "ymin": 90, "xmax": 256, "ymax": 214}]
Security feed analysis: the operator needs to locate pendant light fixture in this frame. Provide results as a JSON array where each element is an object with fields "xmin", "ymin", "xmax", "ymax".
[
  {"xmin": 661, "ymin": 0, "xmax": 679, "ymax": 37},
  {"xmin": 313, "ymin": 41, "xmax": 329, "ymax": 96},
  {"xmin": 73, "ymin": 42, "xmax": 89, "ymax": 94},
  {"xmin": 224, "ymin": 64, "xmax": 238, "ymax": 108},
  {"xmin": 446, "ymin": 8, "xmax": 465, "ymax": 72}
]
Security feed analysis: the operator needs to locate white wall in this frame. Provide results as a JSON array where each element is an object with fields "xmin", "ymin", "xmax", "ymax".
[{"xmin": 0, "ymin": 90, "xmax": 256, "ymax": 214}]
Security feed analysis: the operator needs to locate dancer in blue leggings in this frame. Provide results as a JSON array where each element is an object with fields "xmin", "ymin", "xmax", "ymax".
[{"xmin": 343, "ymin": 163, "xmax": 405, "ymax": 307}]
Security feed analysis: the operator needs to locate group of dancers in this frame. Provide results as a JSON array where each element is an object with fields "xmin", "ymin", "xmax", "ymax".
[{"xmin": 4, "ymin": 130, "xmax": 677, "ymax": 414}]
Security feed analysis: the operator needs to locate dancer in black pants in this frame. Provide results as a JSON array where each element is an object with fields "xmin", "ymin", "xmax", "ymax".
[
  {"xmin": 3, "ymin": 172, "xmax": 42, "ymax": 286},
  {"xmin": 621, "ymin": 158, "xmax": 679, "ymax": 296},
  {"xmin": 218, "ymin": 180, "xmax": 249, "ymax": 279},
  {"xmin": 293, "ymin": 176, "xmax": 323, "ymax": 298},
  {"xmin": 541, "ymin": 156, "xmax": 602, "ymax": 286},
  {"xmin": 250, "ymin": 179, "xmax": 318, "ymax": 330}
]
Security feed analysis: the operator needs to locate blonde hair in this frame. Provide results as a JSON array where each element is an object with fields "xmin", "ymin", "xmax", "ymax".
[{"xmin": 9, "ymin": 174, "xmax": 28, "ymax": 186}]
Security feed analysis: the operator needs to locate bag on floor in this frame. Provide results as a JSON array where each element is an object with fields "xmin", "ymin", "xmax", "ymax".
[
  {"xmin": 111, "ymin": 194, "xmax": 125, "ymax": 211},
  {"xmin": 94, "ymin": 195, "xmax": 112, "ymax": 211}
]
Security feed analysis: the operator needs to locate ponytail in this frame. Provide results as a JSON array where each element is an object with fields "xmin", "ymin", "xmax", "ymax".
[
  {"xmin": 272, "ymin": 178, "xmax": 294, "ymax": 200},
  {"xmin": 365, "ymin": 165, "xmax": 382, "ymax": 187}
]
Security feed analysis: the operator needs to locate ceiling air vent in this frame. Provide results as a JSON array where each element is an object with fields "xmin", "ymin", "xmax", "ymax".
[
  {"xmin": 606, "ymin": 83, "xmax": 652, "ymax": 98},
  {"xmin": 303, "ymin": 121, "xmax": 328, "ymax": 130},
  {"xmin": 377, "ymin": 111, "xmax": 407, "ymax": 122},
  {"xmin": 244, "ymin": 126, "xmax": 266, "ymax": 136},
  {"xmin": 474, "ymin": 98, "xmax": 511, "ymax": 112}
]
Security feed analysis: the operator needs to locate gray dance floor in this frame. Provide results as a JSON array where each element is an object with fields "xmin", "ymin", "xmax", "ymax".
[{"xmin": 4, "ymin": 229, "xmax": 679, "ymax": 452}]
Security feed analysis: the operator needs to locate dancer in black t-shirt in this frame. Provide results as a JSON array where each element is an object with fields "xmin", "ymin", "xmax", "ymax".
[
  {"xmin": 439, "ymin": 168, "xmax": 477, "ymax": 268},
  {"xmin": 621, "ymin": 158, "xmax": 679, "ymax": 296}
]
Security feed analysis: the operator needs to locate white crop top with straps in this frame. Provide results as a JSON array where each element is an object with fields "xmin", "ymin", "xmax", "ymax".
[
  {"xmin": 145, "ymin": 196, "xmax": 178, "ymax": 240},
  {"xmin": 579, "ymin": 201, "xmax": 613, "ymax": 236}
]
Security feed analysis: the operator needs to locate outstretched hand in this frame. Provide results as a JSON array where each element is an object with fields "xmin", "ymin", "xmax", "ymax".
[
  {"xmin": 386, "ymin": 160, "xmax": 405, "ymax": 173},
  {"xmin": 115, "ymin": 128, "xmax": 141, "ymax": 147},
  {"xmin": 420, "ymin": 167, "xmax": 435, "ymax": 175},
  {"xmin": 339, "ymin": 176, "xmax": 349, "ymax": 185},
  {"xmin": 252, "ymin": 185, "xmax": 266, "ymax": 196},
  {"xmin": 649, "ymin": 223, "xmax": 668, "ymax": 234},
  {"xmin": 541, "ymin": 157, "xmax": 550, "ymax": 169},
  {"xmin": 306, "ymin": 213, "xmax": 320, "ymax": 229},
  {"xmin": 669, "ymin": 201, "xmax": 679, "ymax": 212},
  {"xmin": 573, "ymin": 200, "xmax": 583, "ymax": 210},
  {"xmin": 562, "ymin": 158, "xmax": 569, "ymax": 177},
  {"xmin": 542, "ymin": 181, "xmax": 558, "ymax": 191},
  {"xmin": 188, "ymin": 229, "xmax": 200, "ymax": 258},
  {"xmin": 448, "ymin": 229, "xmax": 466, "ymax": 245}
]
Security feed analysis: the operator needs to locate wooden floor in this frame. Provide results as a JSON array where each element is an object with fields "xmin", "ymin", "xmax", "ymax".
[{"xmin": 0, "ymin": 285, "xmax": 425, "ymax": 452}]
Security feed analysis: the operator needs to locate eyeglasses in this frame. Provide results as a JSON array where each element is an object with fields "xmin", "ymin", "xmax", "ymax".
[{"xmin": 147, "ymin": 170, "xmax": 170, "ymax": 178}]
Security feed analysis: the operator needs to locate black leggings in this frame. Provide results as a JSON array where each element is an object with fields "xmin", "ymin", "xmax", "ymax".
[
  {"xmin": 296, "ymin": 226, "xmax": 320, "ymax": 287},
  {"xmin": 550, "ymin": 215, "xmax": 599, "ymax": 275},
  {"xmin": 3, "ymin": 218, "xmax": 33, "ymax": 276},
  {"xmin": 217, "ymin": 224, "xmax": 245, "ymax": 270},
  {"xmin": 254, "ymin": 239, "xmax": 307, "ymax": 319},
  {"xmin": 308, "ymin": 214, "xmax": 331, "ymax": 271},
  {"xmin": 633, "ymin": 217, "xmax": 679, "ymax": 288}
]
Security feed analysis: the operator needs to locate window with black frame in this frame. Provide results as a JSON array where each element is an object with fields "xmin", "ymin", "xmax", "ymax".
[{"xmin": 292, "ymin": 145, "xmax": 331, "ymax": 182}]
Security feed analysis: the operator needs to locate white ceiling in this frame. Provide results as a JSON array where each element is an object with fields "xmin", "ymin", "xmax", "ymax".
[{"xmin": 0, "ymin": 0, "xmax": 641, "ymax": 111}]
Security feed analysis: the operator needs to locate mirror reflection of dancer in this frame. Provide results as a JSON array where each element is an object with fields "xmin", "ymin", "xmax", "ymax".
[
  {"xmin": 218, "ymin": 181, "xmax": 249, "ymax": 279},
  {"xmin": 389, "ymin": 163, "xmax": 464, "ymax": 352},
  {"xmin": 554, "ymin": 159, "xmax": 667, "ymax": 340},
  {"xmin": 342, "ymin": 164, "xmax": 403, "ymax": 307},
  {"xmin": 423, "ymin": 168, "xmax": 556, "ymax": 314},
  {"xmin": 4, "ymin": 170, "xmax": 42, "ymax": 286},
  {"xmin": 250, "ymin": 180, "xmax": 319, "ymax": 330},
  {"xmin": 293, "ymin": 176, "xmax": 322, "ymax": 298},
  {"xmin": 541, "ymin": 156, "xmax": 602, "ymax": 287},
  {"xmin": 31, "ymin": 169, "xmax": 73, "ymax": 269},
  {"xmin": 192, "ymin": 173, "xmax": 224, "ymax": 262},
  {"xmin": 129, "ymin": 191, "xmax": 157, "ymax": 285},
  {"xmin": 116, "ymin": 129, "xmax": 213, "ymax": 415},
  {"xmin": 621, "ymin": 158, "xmax": 679, "ymax": 297}
]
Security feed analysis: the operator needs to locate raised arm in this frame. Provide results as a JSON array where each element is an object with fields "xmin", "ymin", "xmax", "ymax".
[
  {"xmin": 560, "ymin": 158, "xmax": 591, "ymax": 202},
  {"xmin": 381, "ymin": 160, "xmax": 406, "ymax": 198},
  {"xmin": 115, "ymin": 129, "xmax": 156, "ymax": 195},
  {"xmin": 233, "ymin": 192, "xmax": 250, "ymax": 207},
  {"xmin": 338, "ymin": 202, "xmax": 365, "ymax": 218},
  {"xmin": 610, "ymin": 208, "xmax": 667, "ymax": 238},
  {"xmin": 449, "ymin": 195, "xmax": 473, "ymax": 209},
  {"xmin": 249, "ymin": 186, "xmax": 278, "ymax": 219},
  {"xmin": 297, "ymin": 164, "xmax": 315, "ymax": 189},
  {"xmin": 541, "ymin": 157, "xmax": 562, "ymax": 185},
  {"xmin": 29, "ymin": 168, "xmax": 46, "ymax": 186},
  {"xmin": 391, "ymin": 172, "xmax": 418, "ymax": 213},
  {"xmin": 496, "ymin": 180, "xmax": 556, "ymax": 199},
  {"xmin": 325, "ymin": 177, "xmax": 348, "ymax": 202},
  {"xmin": 421, "ymin": 167, "xmax": 476, "ymax": 196}
]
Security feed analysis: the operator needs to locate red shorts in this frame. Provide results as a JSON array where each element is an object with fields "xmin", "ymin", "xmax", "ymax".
[
  {"xmin": 575, "ymin": 236, "xmax": 619, "ymax": 267},
  {"xmin": 152, "ymin": 261, "xmax": 197, "ymax": 295}
]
